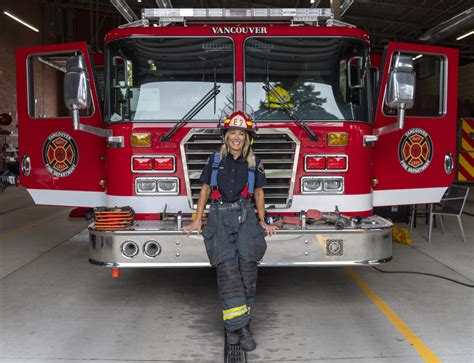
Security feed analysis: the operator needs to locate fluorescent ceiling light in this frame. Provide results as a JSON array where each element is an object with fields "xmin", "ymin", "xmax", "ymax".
[
  {"xmin": 3, "ymin": 11, "xmax": 39, "ymax": 32},
  {"xmin": 413, "ymin": 54, "xmax": 423, "ymax": 60},
  {"xmin": 456, "ymin": 30, "xmax": 474, "ymax": 41}
]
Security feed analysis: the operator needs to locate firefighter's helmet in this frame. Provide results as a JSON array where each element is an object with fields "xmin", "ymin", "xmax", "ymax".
[
  {"xmin": 221, "ymin": 111, "xmax": 256, "ymax": 137},
  {"xmin": 264, "ymin": 85, "xmax": 294, "ymax": 109}
]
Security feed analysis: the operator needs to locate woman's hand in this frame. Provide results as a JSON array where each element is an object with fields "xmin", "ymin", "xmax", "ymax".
[
  {"xmin": 182, "ymin": 219, "xmax": 202, "ymax": 235},
  {"xmin": 259, "ymin": 220, "xmax": 278, "ymax": 237}
]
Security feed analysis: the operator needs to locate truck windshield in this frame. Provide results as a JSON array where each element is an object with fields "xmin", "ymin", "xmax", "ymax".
[
  {"xmin": 105, "ymin": 38, "xmax": 233, "ymax": 122},
  {"xmin": 245, "ymin": 37, "xmax": 371, "ymax": 122}
]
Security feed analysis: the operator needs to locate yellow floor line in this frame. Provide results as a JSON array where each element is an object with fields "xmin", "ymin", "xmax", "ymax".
[
  {"xmin": 0, "ymin": 209, "xmax": 69, "ymax": 240},
  {"xmin": 344, "ymin": 267, "xmax": 441, "ymax": 363}
]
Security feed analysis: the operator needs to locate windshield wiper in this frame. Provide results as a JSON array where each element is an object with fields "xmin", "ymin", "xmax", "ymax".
[
  {"xmin": 263, "ymin": 82, "xmax": 318, "ymax": 141},
  {"xmin": 161, "ymin": 85, "xmax": 221, "ymax": 142}
]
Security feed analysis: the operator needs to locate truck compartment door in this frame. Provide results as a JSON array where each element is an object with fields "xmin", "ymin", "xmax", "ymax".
[
  {"xmin": 372, "ymin": 42, "xmax": 458, "ymax": 206},
  {"xmin": 17, "ymin": 42, "xmax": 106, "ymax": 207}
]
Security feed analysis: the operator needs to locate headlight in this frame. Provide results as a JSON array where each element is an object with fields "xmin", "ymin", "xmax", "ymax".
[
  {"xmin": 301, "ymin": 177, "xmax": 344, "ymax": 194},
  {"xmin": 135, "ymin": 177, "xmax": 179, "ymax": 195},
  {"xmin": 157, "ymin": 178, "xmax": 178, "ymax": 193},
  {"xmin": 324, "ymin": 178, "xmax": 343, "ymax": 192},
  {"xmin": 136, "ymin": 179, "xmax": 157, "ymax": 193},
  {"xmin": 302, "ymin": 178, "xmax": 323, "ymax": 192}
]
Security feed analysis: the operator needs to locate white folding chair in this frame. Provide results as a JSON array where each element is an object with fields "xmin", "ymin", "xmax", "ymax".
[{"xmin": 428, "ymin": 185, "xmax": 470, "ymax": 243}]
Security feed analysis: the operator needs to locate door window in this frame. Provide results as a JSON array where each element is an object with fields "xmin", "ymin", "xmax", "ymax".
[
  {"xmin": 27, "ymin": 52, "xmax": 93, "ymax": 118},
  {"xmin": 384, "ymin": 53, "xmax": 446, "ymax": 117}
]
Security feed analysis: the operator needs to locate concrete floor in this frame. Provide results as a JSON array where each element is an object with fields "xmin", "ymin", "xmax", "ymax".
[{"xmin": 0, "ymin": 187, "xmax": 473, "ymax": 363}]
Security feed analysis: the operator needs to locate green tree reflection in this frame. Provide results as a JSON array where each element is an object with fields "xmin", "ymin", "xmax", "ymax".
[{"xmin": 255, "ymin": 82, "xmax": 338, "ymax": 121}]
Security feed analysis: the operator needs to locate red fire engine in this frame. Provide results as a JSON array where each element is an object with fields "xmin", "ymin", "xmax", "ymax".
[{"xmin": 16, "ymin": 8, "xmax": 458, "ymax": 268}]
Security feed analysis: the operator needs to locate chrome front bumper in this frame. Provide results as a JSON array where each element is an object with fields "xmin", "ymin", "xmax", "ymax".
[{"xmin": 89, "ymin": 216, "xmax": 392, "ymax": 267}]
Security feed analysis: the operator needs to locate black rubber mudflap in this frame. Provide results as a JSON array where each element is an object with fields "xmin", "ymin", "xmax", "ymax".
[{"xmin": 224, "ymin": 333, "xmax": 247, "ymax": 363}]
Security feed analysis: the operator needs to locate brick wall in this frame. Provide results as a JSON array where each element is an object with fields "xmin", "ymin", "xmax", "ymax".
[{"xmin": 0, "ymin": 0, "xmax": 42, "ymax": 149}]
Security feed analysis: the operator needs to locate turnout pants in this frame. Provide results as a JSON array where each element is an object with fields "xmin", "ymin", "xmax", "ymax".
[{"xmin": 202, "ymin": 201, "xmax": 267, "ymax": 332}]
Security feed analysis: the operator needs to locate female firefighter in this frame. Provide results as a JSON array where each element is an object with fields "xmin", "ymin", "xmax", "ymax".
[{"xmin": 182, "ymin": 111, "xmax": 277, "ymax": 351}]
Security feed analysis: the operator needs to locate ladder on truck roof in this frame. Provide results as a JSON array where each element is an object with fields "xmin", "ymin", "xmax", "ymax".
[{"xmin": 111, "ymin": 3, "xmax": 354, "ymax": 28}]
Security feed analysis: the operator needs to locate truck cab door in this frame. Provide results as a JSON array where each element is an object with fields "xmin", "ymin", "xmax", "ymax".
[
  {"xmin": 372, "ymin": 42, "xmax": 458, "ymax": 206},
  {"xmin": 17, "ymin": 42, "xmax": 106, "ymax": 207}
]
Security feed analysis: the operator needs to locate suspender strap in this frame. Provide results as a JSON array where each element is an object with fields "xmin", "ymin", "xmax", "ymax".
[
  {"xmin": 210, "ymin": 152, "xmax": 222, "ymax": 201},
  {"xmin": 241, "ymin": 156, "xmax": 256, "ymax": 198},
  {"xmin": 210, "ymin": 152, "xmax": 221, "ymax": 188},
  {"xmin": 247, "ymin": 157, "xmax": 256, "ymax": 195}
]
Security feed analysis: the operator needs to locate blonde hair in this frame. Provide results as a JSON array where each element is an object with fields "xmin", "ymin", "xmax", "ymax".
[{"xmin": 220, "ymin": 131, "xmax": 256, "ymax": 168}]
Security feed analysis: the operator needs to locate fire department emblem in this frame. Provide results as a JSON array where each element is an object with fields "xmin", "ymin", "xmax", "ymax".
[
  {"xmin": 43, "ymin": 132, "xmax": 79, "ymax": 177},
  {"xmin": 398, "ymin": 128, "xmax": 433, "ymax": 174}
]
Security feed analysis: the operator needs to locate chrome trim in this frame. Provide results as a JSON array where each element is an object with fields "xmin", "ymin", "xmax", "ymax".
[
  {"xmin": 90, "ymin": 257, "xmax": 392, "ymax": 267},
  {"xmin": 301, "ymin": 176, "xmax": 344, "ymax": 194},
  {"xmin": 107, "ymin": 135, "xmax": 124, "ymax": 148},
  {"xmin": 444, "ymin": 152, "xmax": 454, "ymax": 174},
  {"xmin": 363, "ymin": 134, "xmax": 378, "ymax": 146},
  {"xmin": 131, "ymin": 155, "xmax": 176, "ymax": 173},
  {"xmin": 135, "ymin": 177, "xmax": 179, "ymax": 195},
  {"xmin": 304, "ymin": 154, "xmax": 348, "ymax": 172},
  {"xmin": 89, "ymin": 216, "xmax": 392, "ymax": 267},
  {"xmin": 180, "ymin": 127, "xmax": 300, "ymax": 209},
  {"xmin": 77, "ymin": 123, "xmax": 113, "ymax": 138},
  {"xmin": 21, "ymin": 155, "xmax": 31, "ymax": 176}
]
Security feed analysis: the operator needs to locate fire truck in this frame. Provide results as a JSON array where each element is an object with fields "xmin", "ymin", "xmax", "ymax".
[{"xmin": 16, "ymin": 8, "xmax": 458, "ymax": 270}]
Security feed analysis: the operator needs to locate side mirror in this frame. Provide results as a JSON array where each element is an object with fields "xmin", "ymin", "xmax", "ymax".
[
  {"xmin": 64, "ymin": 56, "xmax": 90, "ymax": 130},
  {"xmin": 347, "ymin": 56, "xmax": 364, "ymax": 89},
  {"xmin": 385, "ymin": 54, "xmax": 415, "ymax": 129}
]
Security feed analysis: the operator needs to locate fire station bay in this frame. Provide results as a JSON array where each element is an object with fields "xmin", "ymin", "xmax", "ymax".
[{"xmin": 1, "ymin": 1, "xmax": 473, "ymax": 362}]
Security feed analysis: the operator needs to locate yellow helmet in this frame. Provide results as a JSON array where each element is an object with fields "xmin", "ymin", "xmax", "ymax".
[{"xmin": 264, "ymin": 85, "xmax": 294, "ymax": 109}]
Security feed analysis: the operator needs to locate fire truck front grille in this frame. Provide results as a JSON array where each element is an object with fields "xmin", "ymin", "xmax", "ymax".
[{"xmin": 181, "ymin": 128, "xmax": 299, "ymax": 209}]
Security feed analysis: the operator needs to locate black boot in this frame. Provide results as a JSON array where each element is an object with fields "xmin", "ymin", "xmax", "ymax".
[
  {"xmin": 239, "ymin": 325, "xmax": 256, "ymax": 351},
  {"xmin": 226, "ymin": 329, "xmax": 240, "ymax": 345}
]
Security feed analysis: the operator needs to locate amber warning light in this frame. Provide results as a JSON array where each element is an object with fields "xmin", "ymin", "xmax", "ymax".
[
  {"xmin": 327, "ymin": 132, "xmax": 348, "ymax": 146},
  {"xmin": 131, "ymin": 133, "xmax": 152, "ymax": 147}
]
